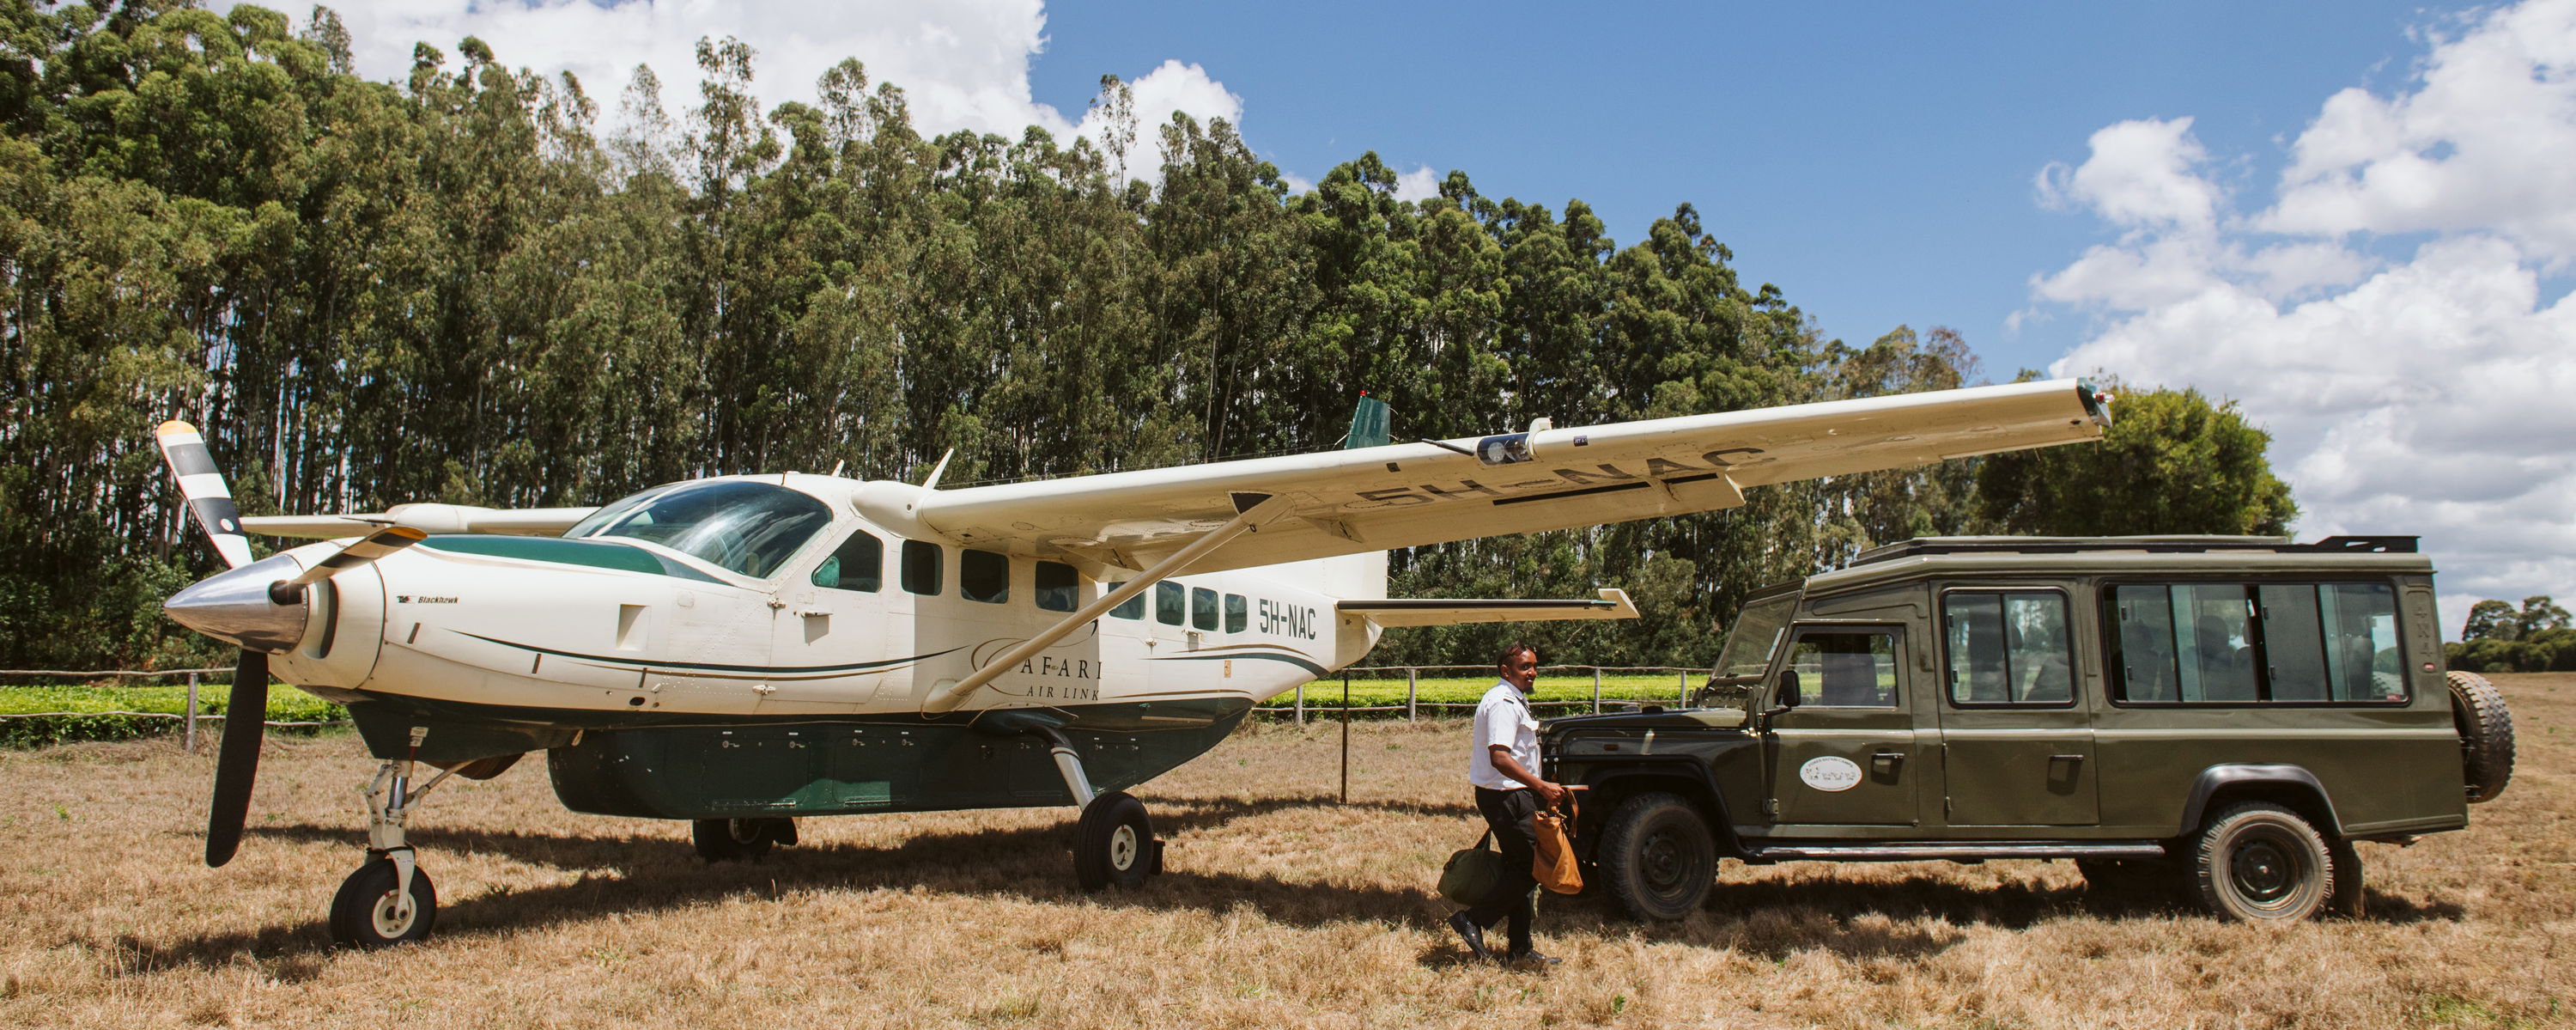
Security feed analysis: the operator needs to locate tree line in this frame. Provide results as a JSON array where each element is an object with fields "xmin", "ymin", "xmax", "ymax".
[{"xmin": 0, "ymin": 3, "xmax": 2296, "ymax": 672}]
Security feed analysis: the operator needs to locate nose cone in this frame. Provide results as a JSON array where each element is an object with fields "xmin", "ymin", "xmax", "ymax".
[{"xmin": 164, "ymin": 553, "xmax": 310, "ymax": 652}]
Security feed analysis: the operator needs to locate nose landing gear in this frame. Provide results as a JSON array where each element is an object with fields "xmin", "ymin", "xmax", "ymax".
[{"xmin": 329, "ymin": 747, "xmax": 452, "ymax": 948}]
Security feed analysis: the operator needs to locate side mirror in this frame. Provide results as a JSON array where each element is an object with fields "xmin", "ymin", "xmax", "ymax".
[{"xmin": 1776, "ymin": 669, "xmax": 1801, "ymax": 709}]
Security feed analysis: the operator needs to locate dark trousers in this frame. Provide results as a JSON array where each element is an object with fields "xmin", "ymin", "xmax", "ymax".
[{"xmin": 1464, "ymin": 786, "xmax": 1539, "ymax": 952}]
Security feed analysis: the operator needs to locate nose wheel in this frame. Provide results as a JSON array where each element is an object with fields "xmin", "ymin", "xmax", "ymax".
[{"xmin": 329, "ymin": 851, "xmax": 438, "ymax": 948}]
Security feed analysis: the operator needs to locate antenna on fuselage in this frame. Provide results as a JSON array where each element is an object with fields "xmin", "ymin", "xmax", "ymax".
[
  {"xmin": 920, "ymin": 448, "xmax": 955, "ymax": 490},
  {"xmin": 828, "ymin": 460, "xmax": 845, "ymax": 478}
]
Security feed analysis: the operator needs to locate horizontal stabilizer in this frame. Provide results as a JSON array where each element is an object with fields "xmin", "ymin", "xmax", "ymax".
[{"xmin": 1339, "ymin": 588, "xmax": 1637, "ymax": 627}]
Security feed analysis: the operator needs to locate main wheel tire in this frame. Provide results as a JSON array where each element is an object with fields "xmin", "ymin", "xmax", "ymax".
[
  {"xmin": 1073, "ymin": 791, "xmax": 1152, "ymax": 891},
  {"xmin": 2191, "ymin": 802, "xmax": 2335, "ymax": 923},
  {"xmin": 327, "ymin": 858, "xmax": 438, "ymax": 948},
  {"xmin": 692, "ymin": 818, "xmax": 776, "ymax": 862},
  {"xmin": 2446, "ymin": 671, "xmax": 2515, "ymax": 803},
  {"xmin": 1598, "ymin": 792, "xmax": 1715, "ymax": 922}
]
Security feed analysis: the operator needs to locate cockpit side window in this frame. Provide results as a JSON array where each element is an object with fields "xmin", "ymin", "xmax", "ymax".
[
  {"xmin": 568, "ymin": 480, "xmax": 833, "ymax": 579},
  {"xmin": 812, "ymin": 529, "xmax": 883, "ymax": 592}
]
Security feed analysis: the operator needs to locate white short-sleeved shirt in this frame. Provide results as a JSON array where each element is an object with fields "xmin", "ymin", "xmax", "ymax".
[{"xmin": 1469, "ymin": 681, "xmax": 1540, "ymax": 789}]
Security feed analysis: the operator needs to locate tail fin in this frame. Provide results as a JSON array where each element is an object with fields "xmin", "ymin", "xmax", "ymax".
[{"xmin": 1345, "ymin": 395, "xmax": 1391, "ymax": 449}]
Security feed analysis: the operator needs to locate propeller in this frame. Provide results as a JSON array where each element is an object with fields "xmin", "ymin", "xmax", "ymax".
[{"xmin": 153, "ymin": 421, "xmax": 429, "ymax": 867}]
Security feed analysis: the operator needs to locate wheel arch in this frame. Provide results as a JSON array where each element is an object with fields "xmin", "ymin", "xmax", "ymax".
[
  {"xmin": 1564, "ymin": 759, "xmax": 1741, "ymax": 859},
  {"xmin": 2179, "ymin": 765, "xmax": 2345, "ymax": 838}
]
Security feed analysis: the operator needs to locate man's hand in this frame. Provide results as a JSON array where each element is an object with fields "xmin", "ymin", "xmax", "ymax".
[
  {"xmin": 1534, "ymin": 780, "xmax": 1568, "ymax": 810},
  {"xmin": 1490, "ymin": 743, "xmax": 1569, "ymax": 809}
]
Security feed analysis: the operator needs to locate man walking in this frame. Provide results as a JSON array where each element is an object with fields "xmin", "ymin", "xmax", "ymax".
[{"xmin": 1450, "ymin": 643, "xmax": 1566, "ymax": 966}]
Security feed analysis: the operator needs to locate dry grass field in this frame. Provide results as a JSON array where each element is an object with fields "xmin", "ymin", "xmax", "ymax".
[{"xmin": 1, "ymin": 675, "xmax": 2568, "ymax": 1029}]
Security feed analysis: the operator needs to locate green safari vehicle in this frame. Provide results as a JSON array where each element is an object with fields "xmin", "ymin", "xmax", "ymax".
[{"xmin": 1542, "ymin": 535, "xmax": 2516, "ymax": 923}]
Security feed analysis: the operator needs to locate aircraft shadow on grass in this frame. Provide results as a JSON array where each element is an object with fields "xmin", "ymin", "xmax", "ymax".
[{"xmin": 112, "ymin": 793, "xmax": 2461, "ymax": 975}]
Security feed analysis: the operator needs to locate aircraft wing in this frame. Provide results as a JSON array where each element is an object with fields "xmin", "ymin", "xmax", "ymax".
[
  {"xmin": 1339, "ymin": 589, "xmax": 1638, "ymax": 627},
  {"xmin": 858, "ymin": 378, "xmax": 2111, "ymax": 576},
  {"xmin": 240, "ymin": 504, "xmax": 599, "ymax": 539}
]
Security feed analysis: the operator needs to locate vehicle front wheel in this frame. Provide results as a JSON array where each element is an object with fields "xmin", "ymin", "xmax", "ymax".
[
  {"xmin": 1598, "ymin": 792, "xmax": 1715, "ymax": 922},
  {"xmin": 2191, "ymin": 802, "xmax": 2335, "ymax": 923}
]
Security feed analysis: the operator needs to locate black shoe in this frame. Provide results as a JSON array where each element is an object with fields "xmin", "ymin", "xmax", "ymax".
[
  {"xmin": 1504, "ymin": 948, "xmax": 1561, "ymax": 968},
  {"xmin": 1447, "ymin": 912, "xmax": 1492, "ymax": 963}
]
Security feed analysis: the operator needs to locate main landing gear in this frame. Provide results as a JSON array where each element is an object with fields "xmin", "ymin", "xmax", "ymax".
[
  {"xmin": 1041, "ymin": 730, "xmax": 1163, "ymax": 891},
  {"xmin": 693, "ymin": 816, "xmax": 798, "ymax": 862}
]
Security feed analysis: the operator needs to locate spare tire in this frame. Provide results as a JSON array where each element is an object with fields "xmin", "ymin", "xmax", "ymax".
[{"xmin": 2446, "ymin": 671, "xmax": 2514, "ymax": 803}]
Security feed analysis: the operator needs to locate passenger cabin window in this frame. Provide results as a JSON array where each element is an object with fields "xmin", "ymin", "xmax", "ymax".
[
  {"xmin": 1224, "ymin": 594, "xmax": 1249, "ymax": 633},
  {"xmin": 1036, "ymin": 561, "xmax": 1078, "ymax": 613},
  {"xmin": 901, "ymin": 539, "xmax": 942, "ymax": 595},
  {"xmin": 1192, "ymin": 587, "xmax": 1219, "ymax": 631},
  {"xmin": 2107, "ymin": 582, "xmax": 2404, "ymax": 704},
  {"xmin": 1155, "ymin": 582, "xmax": 1186, "ymax": 625},
  {"xmin": 1943, "ymin": 591, "xmax": 2074, "ymax": 704},
  {"xmin": 811, "ymin": 529, "xmax": 883, "ymax": 592},
  {"xmin": 1108, "ymin": 582, "xmax": 1144, "ymax": 619},
  {"xmin": 1779, "ymin": 630, "xmax": 1898, "ymax": 707},
  {"xmin": 961, "ymin": 551, "xmax": 1009, "ymax": 604}
]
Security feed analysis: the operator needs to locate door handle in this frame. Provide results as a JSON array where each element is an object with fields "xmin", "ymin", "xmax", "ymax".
[
  {"xmin": 1872, "ymin": 751, "xmax": 1905, "ymax": 771},
  {"xmin": 2050, "ymin": 753, "xmax": 2086, "ymax": 764}
]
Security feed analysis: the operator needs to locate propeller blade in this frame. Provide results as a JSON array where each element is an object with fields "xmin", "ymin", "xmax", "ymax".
[
  {"xmin": 205, "ymin": 649, "xmax": 270, "ymax": 868},
  {"xmin": 154, "ymin": 421, "xmax": 254, "ymax": 570},
  {"xmin": 277, "ymin": 526, "xmax": 428, "ymax": 593}
]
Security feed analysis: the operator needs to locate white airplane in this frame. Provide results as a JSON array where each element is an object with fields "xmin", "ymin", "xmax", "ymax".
[{"xmin": 154, "ymin": 379, "xmax": 2110, "ymax": 947}]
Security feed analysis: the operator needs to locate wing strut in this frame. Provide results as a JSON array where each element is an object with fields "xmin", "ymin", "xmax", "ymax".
[{"xmin": 920, "ymin": 492, "xmax": 1295, "ymax": 714}]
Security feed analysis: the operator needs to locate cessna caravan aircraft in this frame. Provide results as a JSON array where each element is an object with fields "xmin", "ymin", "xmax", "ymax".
[{"xmin": 154, "ymin": 379, "xmax": 2109, "ymax": 946}]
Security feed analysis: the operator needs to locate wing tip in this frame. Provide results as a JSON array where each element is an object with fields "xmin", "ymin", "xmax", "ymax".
[{"xmin": 155, "ymin": 420, "xmax": 198, "ymax": 437}]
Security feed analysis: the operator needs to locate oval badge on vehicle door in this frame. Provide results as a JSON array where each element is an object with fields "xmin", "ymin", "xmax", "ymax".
[{"xmin": 1798, "ymin": 756, "xmax": 1863, "ymax": 792}]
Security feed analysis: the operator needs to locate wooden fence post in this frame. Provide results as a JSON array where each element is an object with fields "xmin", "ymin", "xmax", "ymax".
[
  {"xmin": 184, "ymin": 671, "xmax": 200, "ymax": 754},
  {"xmin": 1295, "ymin": 683, "xmax": 1305, "ymax": 726},
  {"xmin": 1592, "ymin": 667, "xmax": 1603, "ymax": 714},
  {"xmin": 1406, "ymin": 667, "xmax": 1418, "ymax": 722}
]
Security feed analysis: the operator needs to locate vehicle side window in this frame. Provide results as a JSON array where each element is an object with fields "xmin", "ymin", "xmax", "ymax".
[
  {"xmin": 961, "ymin": 551, "xmax": 1009, "ymax": 604},
  {"xmin": 1192, "ymin": 587, "xmax": 1219, "ymax": 631},
  {"xmin": 1224, "ymin": 594, "xmax": 1248, "ymax": 633},
  {"xmin": 2107, "ymin": 582, "xmax": 2405, "ymax": 704},
  {"xmin": 1155, "ymin": 582, "xmax": 1185, "ymax": 625},
  {"xmin": 1942, "ymin": 591, "xmax": 2073, "ymax": 704},
  {"xmin": 1782, "ymin": 630, "xmax": 1897, "ymax": 707},
  {"xmin": 811, "ymin": 528, "xmax": 883, "ymax": 592},
  {"xmin": 901, "ymin": 540, "xmax": 942, "ymax": 595},
  {"xmin": 1035, "ymin": 561, "xmax": 1078, "ymax": 613},
  {"xmin": 1108, "ymin": 582, "xmax": 1145, "ymax": 619}
]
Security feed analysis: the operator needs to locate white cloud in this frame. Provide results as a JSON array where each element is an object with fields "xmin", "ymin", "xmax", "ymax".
[
  {"xmin": 2038, "ymin": 0, "xmax": 2576, "ymax": 634},
  {"xmin": 1392, "ymin": 164, "xmax": 1441, "ymax": 203},
  {"xmin": 231, "ymin": 0, "xmax": 1242, "ymax": 180}
]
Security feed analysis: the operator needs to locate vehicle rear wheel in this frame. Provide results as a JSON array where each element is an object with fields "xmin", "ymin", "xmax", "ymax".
[
  {"xmin": 1599, "ymin": 792, "xmax": 1714, "ymax": 922},
  {"xmin": 2446, "ymin": 671, "xmax": 2515, "ymax": 803},
  {"xmin": 2192, "ymin": 802, "xmax": 2334, "ymax": 923}
]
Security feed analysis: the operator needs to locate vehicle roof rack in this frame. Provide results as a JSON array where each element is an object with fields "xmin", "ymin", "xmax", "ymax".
[{"xmin": 1849, "ymin": 534, "xmax": 2417, "ymax": 566}]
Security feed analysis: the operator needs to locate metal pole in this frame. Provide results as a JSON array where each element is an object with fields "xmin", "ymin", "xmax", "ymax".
[
  {"xmin": 1593, "ymin": 667, "xmax": 1603, "ymax": 714},
  {"xmin": 1295, "ymin": 683, "xmax": 1305, "ymax": 726},
  {"xmin": 1340, "ymin": 673, "xmax": 1351, "ymax": 805},
  {"xmin": 1406, "ymin": 667, "xmax": 1418, "ymax": 722},
  {"xmin": 184, "ymin": 671, "xmax": 200, "ymax": 754}
]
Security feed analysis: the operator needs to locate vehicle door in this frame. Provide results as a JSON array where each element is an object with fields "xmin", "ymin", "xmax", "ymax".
[
  {"xmin": 764, "ymin": 525, "xmax": 896, "ymax": 710},
  {"xmin": 1761, "ymin": 624, "xmax": 1922, "ymax": 827},
  {"xmin": 1935, "ymin": 586, "xmax": 2099, "ymax": 826}
]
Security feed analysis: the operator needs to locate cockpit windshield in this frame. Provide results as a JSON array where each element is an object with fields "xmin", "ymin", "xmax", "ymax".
[{"xmin": 565, "ymin": 480, "xmax": 834, "ymax": 579}]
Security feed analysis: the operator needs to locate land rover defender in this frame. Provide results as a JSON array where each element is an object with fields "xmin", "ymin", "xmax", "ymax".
[{"xmin": 1542, "ymin": 535, "xmax": 2516, "ymax": 923}]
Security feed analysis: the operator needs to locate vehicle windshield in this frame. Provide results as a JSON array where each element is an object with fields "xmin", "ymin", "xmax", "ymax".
[
  {"xmin": 564, "ymin": 480, "xmax": 834, "ymax": 579},
  {"xmin": 1714, "ymin": 592, "xmax": 1800, "ymax": 679}
]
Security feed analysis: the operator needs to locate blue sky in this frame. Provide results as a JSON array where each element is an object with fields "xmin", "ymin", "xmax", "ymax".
[
  {"xmin": 265, "ymin": 0, "xmax": 2576, "ymax": 625},
  {"xmin": 1025, "ymin": 2, "xmax": 2439, "ymax": 376}
]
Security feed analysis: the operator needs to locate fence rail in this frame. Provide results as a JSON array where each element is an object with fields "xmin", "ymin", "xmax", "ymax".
[
  {"xmin": 0, "ymin": 667, "xmax": 349, "ymax": 750},
  {"xmin": 1259, "ymin": 665, "xmax": 1711, "ymax": 723}
]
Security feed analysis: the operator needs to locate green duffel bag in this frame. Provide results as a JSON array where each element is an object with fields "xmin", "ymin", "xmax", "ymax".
[{"xmin": 1437, "ymin": 830, "xmax": 1502, "ymax": 905}]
